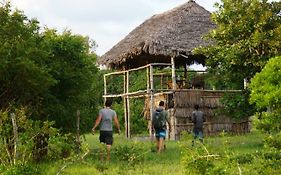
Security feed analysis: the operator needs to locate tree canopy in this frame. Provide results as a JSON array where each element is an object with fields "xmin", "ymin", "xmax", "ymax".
[
  {"xmin": 250, "ymin": 56, "xmax": 281, "ymax": 133},
  {"xmin": 196, "ymin": 0, "xmax": 281, "ymax": 89},
  {"xmin": 0, "ymin": 3, "xmax": 101, "ymax": 133}
]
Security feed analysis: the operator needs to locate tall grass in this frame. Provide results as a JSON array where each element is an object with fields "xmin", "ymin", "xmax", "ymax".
[{"xmin": 41, "ymin": 131, "xmax": 265, "ymax": 175}]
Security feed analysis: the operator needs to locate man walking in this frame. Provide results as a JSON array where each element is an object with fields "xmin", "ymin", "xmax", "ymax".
[
  {"xmin": 92, "ymin": 99, "xmax": 121, "ymax": 161},
  {"xmin": 191, "ymin": 104, "xmax": 205, "ymax": 145},
  {"xmin": 152, "ymin": 101, "xmax": 171, "ymax": 153}
]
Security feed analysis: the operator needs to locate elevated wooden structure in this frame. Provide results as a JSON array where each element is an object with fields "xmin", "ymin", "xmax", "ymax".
[
  {"xmin": 99, "ymin": 1, "xmax": 250, "ymax": 139},
  {"xmin": 103, "ymin": 63, "xmax": 249, "ymax": 140}
]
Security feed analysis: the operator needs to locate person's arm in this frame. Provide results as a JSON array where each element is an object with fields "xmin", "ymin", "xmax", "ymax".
[
  {"xmin": 165, "ymin": 112, "xmax": 171, "ymax": 130},
  {"xmin": 203, "ymin": 111, "xmax": 206, "ymax": 122},
  {"xmin": 151, "ymin": 112, "xmax": 155, "ymax": 133},
  {"xmin": 92, "ymin": 115, "xmax": 102, "ymax": 133},
  {"xmin": 113, "ymin": 115, "xmax": 121, "ymax": 133},
  {"xmin": 191, "ymin": 112, "xmax": 194, "ymax": 123}
]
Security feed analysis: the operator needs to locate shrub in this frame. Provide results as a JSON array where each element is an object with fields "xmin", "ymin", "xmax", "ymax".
[
  {"xmin": 114, "ymin": 143, "xmax": 146, "ymax": 166},
  {"xmin": 0, "ymin": 107, "xmax": 77, "ymax": 170},
  {"xmin": 0, "ymin": 164, "xmax": 41, "ymax": 175}
]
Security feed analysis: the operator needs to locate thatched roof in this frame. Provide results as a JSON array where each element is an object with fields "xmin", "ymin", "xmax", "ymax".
[{"xmin": 98, "ymin": 0, "xmax": 216, "ymax": 70}]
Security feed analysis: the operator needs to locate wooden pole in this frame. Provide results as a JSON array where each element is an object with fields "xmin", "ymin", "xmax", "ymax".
[
  {"xmin": 171, "ymin": 55, "xmax": 176, "ymax": 90},
  {"xmin": 171, "ymin": 55, "xmax": 176, "ymax": 140},
  {"xmin": 103, "ymin": 74, "xmax": 107, "ymax": 102},
  {"xmin": 123, "ymin": 71, "xmax": 128, "ymax": 138},
  {"xmin": 184, "ymin": 64, "xmax": 188, "ymax": 88},
  {"xmin": 76, "ymin": 110, "xmax": 80, "ymax": 153},
  {"xmin": 147, "ymin": 67, "xmax": 150, "ymax": 91},
  {"xmin": 10, "ymin": 113, "xmax": 18, "ymax": 165},
  {"xmin": 126, "ymin": 71, "xmax": 131, "ymax": 138},
  {"xmin": 149, "ymin": 65, "xmax": 154, "ymax": 137}
]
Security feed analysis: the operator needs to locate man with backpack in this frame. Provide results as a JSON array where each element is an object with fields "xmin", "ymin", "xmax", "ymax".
[{"xmin": 152, "ymin": 101, "xmax": 171, "ymax": 153}]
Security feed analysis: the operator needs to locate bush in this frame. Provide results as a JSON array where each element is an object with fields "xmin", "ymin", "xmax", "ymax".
[
  {"xmin": 250, "ymin": 56, "xmax": 281, "ymax": 133},
  {"xmin": 181, "ymin": 136, "xmax": 281, "ymax": 175},
  {"xmin": 114, "ymin": 143, "xmax": 146, "ymax": 166},
  {"xmin": 0, "ymin": 107, "xmax": 77, "ymax": 170},
  {"xmin": 0, "ymin": 164, "xmax": 41, "ymax": 175}
]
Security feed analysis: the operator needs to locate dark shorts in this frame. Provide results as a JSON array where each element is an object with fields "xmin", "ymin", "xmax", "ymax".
[
  {"xmin": 99, "ymin": 131, "xmax": 113, "ymax": 145},
  {"xmin": 155, "ymin": 129, "xmax": 166, "ymax": 139},
  {"xmin": 193, "ymin": 128, "xmax": 203, "ymax": 139}
]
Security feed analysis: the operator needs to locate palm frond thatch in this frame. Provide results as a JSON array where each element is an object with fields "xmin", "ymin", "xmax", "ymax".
[{"xmin": 98, "ymin": 0, "xmax": 216, "ymax": 69}]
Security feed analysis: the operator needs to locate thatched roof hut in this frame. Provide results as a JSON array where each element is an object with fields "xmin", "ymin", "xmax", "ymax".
[{"xmin": 98, "ymin": 0, "xmax": 216, "ymax": 70}]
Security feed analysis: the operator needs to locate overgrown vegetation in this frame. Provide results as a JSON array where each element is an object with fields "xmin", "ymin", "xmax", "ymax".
[
  {"xmin": 1, "ymin": 0, "xmax": 281, "ymax": 174},
  {"xmin": 218, "ymin": 90, "xmax": 255, "ymax": 120},
  {"xmin": 0, "ymin": 2, "xmax": 101, "ymax": 172},
  {"xmin": 196, "ymin": 0, "xmax": 281, "ymax": 88},
  {"xmin": 0, "ymin": 107, "xmax": 77, "ymax": 174},
  {"xmin": 0, "ymin": 2, "xmax": 101, "ymax": 134},
  {"xmin": 195, "ymin": 0, "xmax": 281, "ymax": 120},
  {"xmin": 25, "ymin": 131, "xmax": 271, "ymax": 175},
  {"xmin": 250, "ymin": 56, "xmax": 281, "ymax": 134}
]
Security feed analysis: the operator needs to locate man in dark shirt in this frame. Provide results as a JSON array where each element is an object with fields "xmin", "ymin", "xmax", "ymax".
[{"xmin": 191, "ymin": 104, "xmax": 205, "ymax": 145}]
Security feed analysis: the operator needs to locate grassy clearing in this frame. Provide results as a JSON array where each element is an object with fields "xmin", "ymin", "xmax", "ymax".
[{"xmin": 42, "ymin": 131, "xmax": 265, "ymax": 175}]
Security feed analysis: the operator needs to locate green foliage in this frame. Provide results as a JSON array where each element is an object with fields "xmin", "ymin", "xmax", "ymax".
[
  {"xmin": 36, "ymin": 133, "xmax": 279, "ymax": 175},
  {"xmin": 252, "ymin": 111, "xmax": 281, "ymax": 134},
  {"xmin": 218, "ymin": 90, "xmax": 255, "ymax": 120},
  {"xmin": 180, "ymin": 131, "xmax": 281, "ymax": 175},
  {"xmin": 181, "ymin": 142, "xmax": 225, "ymax": 175},
  {"xmin": 256, "ymin": 149, "xmax": 281, "ymax": 175},
  {"xmin": 104, "ymin": 68, "xmax": 148, "ymax": 134},
  {"xmin": 114, "ymin": 143, "xmax": 146, "ymax": 166},
  {"xmin": 0, "ymin": 107, "xmax": 77, "ymax": 170},
  {"xmin": 195, "ymin": 0, "xmax": 281, "ymax": 88},
  {"xmin": 230, "ymin": 153, "xmax": 254, "ymax": 164},
  {"xmin": 250, "ymin": 56, "xmax": 281, "ymax": 133},
  {"xmin": 0, "ymin": 3, "xmax": 55, "ymax": 109},
  {"xmin": 40, "ymin": 29, "xmax": 99, "ymax": 133},
  {"xmin": 250, "ymin": 56, "xmax": 281, "ymax": 110},
  {"xmin": 0, "ymin": 164, "xmax": 42, "ymax": 175},
  {"xmin": 264, "ymin": 132, "xmax": 281, "ymax": 150},
  {"xmin": 0, "ymin": 3, "xmax": 101, "ymax": 134},
  {"xmin": 129, "ymin": 99, "xmax": 147, "ymax": 134}
]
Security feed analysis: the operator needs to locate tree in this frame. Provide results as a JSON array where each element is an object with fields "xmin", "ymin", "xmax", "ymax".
[
  {"xmin": 0, "ymin": 3, "xmax": 102, "ymax": 133},
  {"xmin": 196, "ymin": 0, "xmax": 281, "ymax": 89},
  {"xmin": 249, "ymin": 56, "xmax": 281, "ymax": 133},
  {"xmin": 37, "ymin": 29, "xmax": 100, "ymax": 133},
  {"xmin": 194, "ymin": 0, "xmax": 281, "ymax": 120},
  {"xmin": 0, "ymin": 3, "xmax": 55, "ymax": 108}
]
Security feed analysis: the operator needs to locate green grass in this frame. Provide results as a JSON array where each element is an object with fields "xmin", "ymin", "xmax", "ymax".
[{"xmin": 41, "ymin": 131, "xmax": 265, "ymax": 175}]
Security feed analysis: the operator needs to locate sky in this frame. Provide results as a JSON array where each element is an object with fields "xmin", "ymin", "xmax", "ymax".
[{"xmin": 10, "ymin": 0, "xmax": 219, "ymax": 58}]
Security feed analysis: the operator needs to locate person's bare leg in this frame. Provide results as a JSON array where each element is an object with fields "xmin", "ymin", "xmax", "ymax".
[
  {"xmin": 106, "ymin": 144, "xmax": 111, "ymax": 161},
  {"xmin": 156, "ymin": 138, "xmax": 159, "ymax": 152},
  {"xmin": 100, "ymin": 143, "xmax": 105, "ymax": 161},
  {"xmin": 162, "ymin": 138, "xmax": 165, "ymax": 151},
  {"xmin": 158, "ymin": 138, "xmax": 164, "ymax": 153}
]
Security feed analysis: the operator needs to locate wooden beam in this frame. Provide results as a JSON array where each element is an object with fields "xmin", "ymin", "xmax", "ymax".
[
  {"xmin": 10, "ymin": 113, "xmax": 18, "ymax": 165},
  {"xmin": 103, "ymin": 74, "xmax": 107, "ymax": 102},
  {"xmin": 123, "ymin": 71, "xmax": 128, "ymax": 138},
  {"xmin": 171, "ymin": 56, "xmax": 176, "ymax": 90},
  {"xmin": 126, "ymin": 71, "xmax": 131, "ymax": 138},
  {"xmin": 149, "ymin": 65, "xmax": 154, "ymax": 138}
]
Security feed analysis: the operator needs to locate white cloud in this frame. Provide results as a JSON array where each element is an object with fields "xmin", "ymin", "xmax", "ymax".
[{"xmin": 10, "ymin": 0, "xmax": 218, "ymax": 55}]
